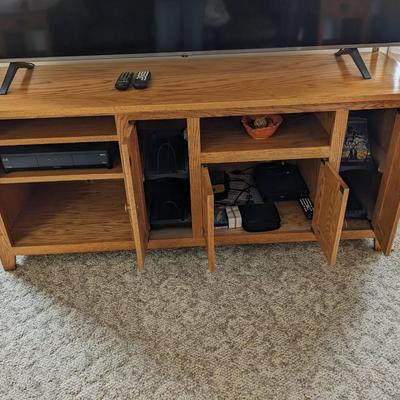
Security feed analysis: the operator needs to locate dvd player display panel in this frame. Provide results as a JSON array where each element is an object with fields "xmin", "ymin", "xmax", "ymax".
[{"xmin": 37, "ymin": 153, "xmax": 74, "ymax": 169}]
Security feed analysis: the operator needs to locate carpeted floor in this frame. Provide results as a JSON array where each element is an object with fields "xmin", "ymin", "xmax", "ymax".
[{"xmin": 1, "ymin": 236, "xmax": 400, "ymax": 400}]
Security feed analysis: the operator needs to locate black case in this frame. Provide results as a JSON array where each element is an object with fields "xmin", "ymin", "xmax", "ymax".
[
  {"xmin": 239, "ymin": 202, "xmax": 281, "ymax": 232},
  {"xmin": 255, "ymin": 162, "xmax": 309, "ymax": 201}
]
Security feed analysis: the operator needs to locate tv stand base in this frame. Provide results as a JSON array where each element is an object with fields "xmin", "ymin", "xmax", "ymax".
[
  {"xmin": 335, "ymin": 48, "xmax": 372, "ymax": 80},
  {"xmin": 0, "ymin": 62, "xmax": 35, "ymax": 95}
]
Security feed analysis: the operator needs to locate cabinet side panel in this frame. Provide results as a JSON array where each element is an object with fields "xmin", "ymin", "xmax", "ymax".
[{"xmin": 372, "ymin": 112, "xmax": 400, "ymax": 255}]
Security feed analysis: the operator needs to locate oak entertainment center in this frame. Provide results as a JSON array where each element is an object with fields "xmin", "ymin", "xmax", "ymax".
[{"xmin": 0, "ymin": 51, "xmax": 399, "ymax": 272}]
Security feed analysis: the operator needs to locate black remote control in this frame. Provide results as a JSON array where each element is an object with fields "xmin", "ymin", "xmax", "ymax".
[
  {"xmin": 133, "ymin": 70, "xmax": 151, "ymax": 89},
  {"xmin": 298, "ymin": 197, "xmax": 314, "ymax": 220},
  {"xmin": 115, "ymin": 72, "xmax": 134, "ymax": 91}
]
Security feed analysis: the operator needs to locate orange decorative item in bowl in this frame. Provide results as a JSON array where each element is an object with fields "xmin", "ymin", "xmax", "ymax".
[{"xmin": 241, "ymin": 114, "xmax": 283, "ymax": 140}]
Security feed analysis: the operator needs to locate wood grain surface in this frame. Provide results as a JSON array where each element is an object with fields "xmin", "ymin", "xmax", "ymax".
[
  {"xmin": 0, "ymin": 116, "xmax": 117, "ymax": 145},
  {"xmin": 11, "ymin": 181, "xmax": 133, "ymax": 248},
  {"xmin": 312, "ymin": 161, "xmax": 349, "ymax": 265},
  {"xmin": 372, "ymin": 111, "xmax": 400, "ymax": 255},
  {"xmin": 0, "ymin": 52, "xmax": 400, "ymax": 119},
  {"xmin": 201, "ymin": 114, "xmax": 331, "ymax": 163}
]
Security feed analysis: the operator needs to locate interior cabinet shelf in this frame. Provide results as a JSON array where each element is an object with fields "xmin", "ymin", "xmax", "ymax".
[
  {"xmin": 0, "ymin": 157, "xmax": 124, "ymax": 184},
  {"xmin": 10, "ymin": 181, "xmax": 134, "ymax": 253},
  {"xmin": 200, "ymin": 114, "xmax": 331, "ymax": 164},
  {"xmin": 214, "ymin": 201, "xmax": 315, "ymax": 244},
  {"xmin": 0, "ymin": 116, "xmax": 118, "ymax": 146},
  {"xmin": 341, "ymin": 219, "xmax": 375, "ymax": 240},
  {"xmin": 213, "ymin": 202, "xmax": 374, "ymax": 245}
]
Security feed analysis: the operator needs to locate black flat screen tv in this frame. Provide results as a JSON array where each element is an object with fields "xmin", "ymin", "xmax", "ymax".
[{"xmin": 0, "ymin": 0, "xmax": 399, "ymax": 61}]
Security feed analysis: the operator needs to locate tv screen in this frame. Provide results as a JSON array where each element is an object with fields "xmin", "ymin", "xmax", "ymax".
[{"xmin": 0, "ymin": 0, "xmax": 399, "ymax": 60}]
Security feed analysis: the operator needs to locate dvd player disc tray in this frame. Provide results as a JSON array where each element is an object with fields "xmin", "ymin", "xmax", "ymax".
[{"xmin": 0, "ymin": 143, "xmax": 116, "ymax": 173}]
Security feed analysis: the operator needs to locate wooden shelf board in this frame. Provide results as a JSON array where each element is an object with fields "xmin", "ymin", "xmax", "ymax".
[
  {"xmin": 0, "ymin": 52, "xmax": 399, "ymax": 120},
  {"xmin": 214, "ymin": 203, "xmax": 375, "ymax": 245},
  {"xmin": 0, "ymin": 157, "xmax": 124, "ymax": 184},
  {"xmin": 342, "ymin": 218, "xmax": 375, "ymax": 239},
  {"xmin": 9, "ymin": 186, "xmax": 376, "ymax": 255},
  {"xmin": 149, "ymin": 227, "xmax": 193, "ymax": 240},
  {"xmin": 149, "ymin": 227, "xmax": 198, "ymax": 249},
  {"xmin": 11, "ymin": 180, "xmax": 133, "ymax": 249},
  {"xmin": 0, "ymin": 116, "xmax": 118, "ymax": 146},
  {"xmin": 13, "ymin": 241, "xmax": 134, "ymax": 256},
  {"xmin": 200, "ymin": 114, "xmax": 331, "ymax": 164},
  {"xmin": 215, "ymin": 201, "xmax": 315, "ymax": 244}
]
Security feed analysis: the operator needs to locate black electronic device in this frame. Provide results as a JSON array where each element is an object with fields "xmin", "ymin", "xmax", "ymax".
[
  {"xmin": 145, "ymin": 178, "xmax": 191, "ymax": 229},
  {"xmin": 0, "ymin": 143, "xmax": 117, "ymax": 173},
  {"xmin": 115, "ymin": 72, "xmax": 134, "ymax": 91},
  {"xmin": 210, "ymin": 170, "xmax": 229, "ymax": 201},
  {"xmin": 255, "ymin": 162, "xmax": 309, "ymax": 202},
  {"xmin": 1, "ymin": 0, "xmax": 400, "ymax": 91},
  {"xmin": 133, "ymin": 71, "xmax": 151, "ymax": 90},
  {"xmin": 1, "ymin": 1, "xmax": 399, "ymax": 61},
  {"xmin": 239, "ymin": 202, "xmax": 281, "ymax": 233}
]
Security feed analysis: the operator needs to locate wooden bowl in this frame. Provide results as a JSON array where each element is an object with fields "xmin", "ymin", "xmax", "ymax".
[{"xmin": 241, "ymin": 114, "xmax": 283, "ymax": 140}]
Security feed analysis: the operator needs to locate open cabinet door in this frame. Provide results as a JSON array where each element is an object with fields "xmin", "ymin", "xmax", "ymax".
[
  {"xmin": 201, "ymin": 166, "xmax": 216, "ymax": 272},
  {"xmin": 116, "ymin": 116, "xmax": 150, "ymax": 269},
  {"xmin": 312, "ymin": 160, "xmax": 349, "ymax": 265},
  {"xmin": 372, "ymin": 111, "xmax": 400, "ymax": 255},
  {"xmin": 0, "ymin": 219, "xmax": 14, "ymax": 271}
]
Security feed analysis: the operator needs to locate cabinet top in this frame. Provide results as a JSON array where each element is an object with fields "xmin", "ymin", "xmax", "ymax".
[{"xmin": 0, "ymin": 51, "xmax": 400, "ymax": 120}]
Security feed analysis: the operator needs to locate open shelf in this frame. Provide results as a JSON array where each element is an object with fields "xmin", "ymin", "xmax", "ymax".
[
  {"xmin": 215, "ymin": 201, "xmax": 315, "ymax": 245},
  {"xmin": 214, "ymin": 203, "xmax": 375, "ymax": 245},
  {"xmin": 10, "ymin": 180, "xmax": 134, "ymax": 253},
  {"xmin": 0, "ymin": 116, "xmax": 118, "ymax": 146},
  {"xmin": 0, "ymin": 157, "xmax": 124, "ymax": 184},
  {"xmin": 201, "ymin": 114, "xmax": 331, "ymax": 164}
]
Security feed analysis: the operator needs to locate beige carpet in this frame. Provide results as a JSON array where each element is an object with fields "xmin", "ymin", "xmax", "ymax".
[{"xmin": 1, "ymin": 236, "xmax": 400, "ymax": 400}]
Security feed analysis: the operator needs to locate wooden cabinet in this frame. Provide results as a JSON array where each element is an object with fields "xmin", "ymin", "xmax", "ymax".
[{"xmin": 0, "ymin": 52, "xmax": 399, "ymax": 271}]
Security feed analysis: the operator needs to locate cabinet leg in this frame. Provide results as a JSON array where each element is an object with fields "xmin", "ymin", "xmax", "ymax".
[
  {"xmin": 136, "ymin": 252, "xmax": 145, "ymax": 270},
  {"xmin": 1, "ymin": 253, "xmax": 16, "ymax": 271},
  {"xmin": 374, "ymin": 239, "xmax": 382, "ymax": 252}
]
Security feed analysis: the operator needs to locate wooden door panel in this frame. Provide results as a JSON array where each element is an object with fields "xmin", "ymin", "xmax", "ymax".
[
  {"xmin": 116, "ymin": 116, "xmax": 149, "ymax": 269},
  {"xmin": 372, "ymin": 112, "xmax": 400, "ymax": 255},
  {"xmin": 313, "ymin": 160, "xmax": 349, "ymax": 265},
  {"xmin": 201, "ymin": 166, "xmax": 216, "ymax": 272}
]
